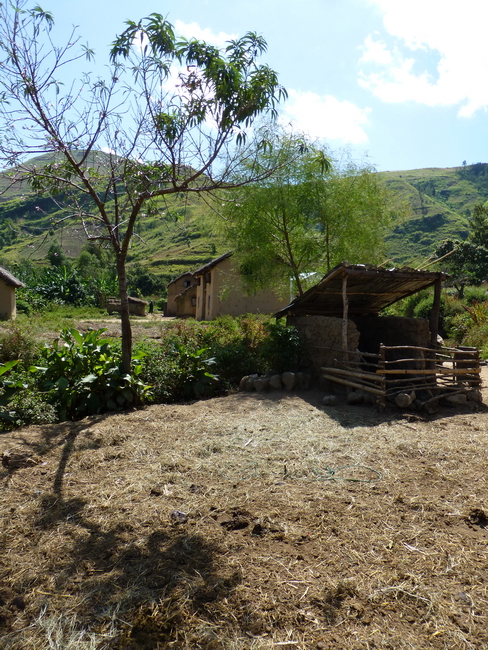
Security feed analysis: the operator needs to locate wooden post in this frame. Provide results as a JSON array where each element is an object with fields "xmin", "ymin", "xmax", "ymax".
[
  {"xmin": 378, "ymin": 344, "xmax": 386, "ymax": 411},
  {"xmin": 430, "ymin": 277, "xmax": 442, "ymax": 348},
  {"xmin": 342, "ymin": 273, "xmax": 349, "ymax": 363}
]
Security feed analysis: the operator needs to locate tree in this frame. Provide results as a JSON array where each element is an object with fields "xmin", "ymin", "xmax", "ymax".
[
  {"xmin": 434, "ymin": 239, "xmax": 488, "ymax": 298},
  {"xmin": 219, "ymin": 132, "xmax": 397, "ymax": 296},
  {"xmin": 468, "ymin": 203, "xmax": 488, "ymax": 248},
  {"xmin": 0, "ymin": 3, "xmax": 287, "ymax": 371}
]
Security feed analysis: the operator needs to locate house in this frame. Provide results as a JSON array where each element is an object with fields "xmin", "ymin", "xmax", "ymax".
[
  {"xmin": 0, "ymin": 266, "xmax": 24, "ymax": 320},
  {"xmin": 193, "ymin": 252, "xmax": 287, "ymax": 321},
  {"xmin": 107, "ymin": 296, "xmax": 148, "ymax": 317},
  {"xmin": 166, "ymin": 272, "xmax": 197, "ymax": 317},
  {"xmin": 275, "ymin": 262, "xmax": 481, "ymax": 409}
]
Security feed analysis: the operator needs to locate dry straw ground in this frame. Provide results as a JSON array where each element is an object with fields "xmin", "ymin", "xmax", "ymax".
[{"xmin": 1, "ymin": 363, "xmax": 488, "ymax": 649}]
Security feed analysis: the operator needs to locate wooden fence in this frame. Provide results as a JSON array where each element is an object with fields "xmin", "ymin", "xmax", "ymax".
[{"xmin": 322, "ymin": 344, "xmax": 481, "ymax": 410}]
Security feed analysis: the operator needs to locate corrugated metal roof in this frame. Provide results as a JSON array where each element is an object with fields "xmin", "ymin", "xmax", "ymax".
[
  {"xmin": 276, "ymin": 263, "xmax": 448, "ymax": 318},
  {"xmin": 0, "ymin": 266, "xmax": 24, "ymax": 288}
]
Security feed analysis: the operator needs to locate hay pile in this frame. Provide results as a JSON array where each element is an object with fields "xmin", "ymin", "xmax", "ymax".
[{"xmin": 1, "ymin": 382, "xmax": 487, "ymax": 649}]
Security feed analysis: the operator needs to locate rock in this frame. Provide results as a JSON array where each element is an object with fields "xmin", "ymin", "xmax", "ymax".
[
  {"xmin": 446, "ymin": 393, "xmax": 468, "ymax": 406},
  {"xmin": 395, "ymin": 392, "xmax": 415, "ymax": 408},
  {"xmin": 239, "ymin": 376, "xmax": 249, "ymax": 391},
  {"xmin": 347, "ymin": 390, "xmax": 364, "ymax": 405},
  {"xmin": 170, "ymin": 510, "xmax": 188, "ymax": 524},
  {"xmin": 281, "ymin": 372, "xmax": 297, "ymax": 391},
  {"xmin": 253, "ymin": 377, "xmax": 270, "ymax": 392},
  {"xmin": 296, "ymin": 371, "xmax": 311, "ymax": 390},
  {"xmin": 322, "ymin": 394, "xmax": 338, "ymax": 406},
  {"xmin": 269, "ymin": 374, "xmax": 282, "ymax": 390},
  {"xmin": 467, "ymin": 389, "xmax": 483, "ymax": 403},
  {"xmin": 245, "ymin": 374, "xmax": 258, "ymax": 391}
]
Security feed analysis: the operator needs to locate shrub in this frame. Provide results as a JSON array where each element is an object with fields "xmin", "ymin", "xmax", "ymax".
[
  {"xmin": 139, "ymin": 315, "xmax": 303, "ymax": 399},
  {"xmin": 1, "ymin": 389, "xmax": 58, "ymax": 430},
  {"xmin": 38, "ymin": 328, "xmax": 152, "ymax": 420},
  {"xmin": 258, "ymin": 321, "xmax": 303, "ymax": 373},
  {"xmin": 138, "ymin": 339, "xmax": 219, "ymax": 403},
  {"xmin": 0, "ymin": 323, "xmax": 40, "ymax": 367},
  {"xmin": 464, "ymin": 285, "xmax": 488, "ymax": 304}
]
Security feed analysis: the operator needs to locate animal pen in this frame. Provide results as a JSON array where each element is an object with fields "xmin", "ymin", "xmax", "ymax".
[{"xmin": 276, "ymin": 263, "xmax": 481, "ymax": 410}]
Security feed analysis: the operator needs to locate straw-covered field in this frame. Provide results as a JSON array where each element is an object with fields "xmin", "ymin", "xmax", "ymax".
[{"xmin": 1, "ymin": 370, "xmax": 488, "ymax": 649}]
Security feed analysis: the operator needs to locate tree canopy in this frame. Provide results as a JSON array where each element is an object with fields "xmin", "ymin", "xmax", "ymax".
[
  {"xmin": 218, "ymin": 133, "xmax": 398, "ymax": 296},
  {"xmin": 0, "ymin": 2, "xmax": 287, "ymax": 370}
]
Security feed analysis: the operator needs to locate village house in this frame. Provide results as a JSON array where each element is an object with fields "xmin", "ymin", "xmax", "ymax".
[
  {"xmin": 165, "ymin": 271, "xmax": 197, "ymax": 317},
  {"xmin": 0, "ymin": 266, "xmax": 24, "ymax": 320},
  {"xmin": 168, "ymin": 252, "xmax": 287, "ymax": 321}
]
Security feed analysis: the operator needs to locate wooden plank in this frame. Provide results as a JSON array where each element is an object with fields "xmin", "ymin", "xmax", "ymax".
[
  {"xmin": 377, "ymin": 367, "xmax": 480, "ymax": 376},
  {"xmin": 322, "ymin": 373, "xmax": 385, "ymax": 396},
  {"xmin": 321, "ymin": 366, "xmax": 384, "ymax": 384}
]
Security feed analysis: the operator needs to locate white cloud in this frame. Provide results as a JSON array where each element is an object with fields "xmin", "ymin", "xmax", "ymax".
[
  {"xmin": 174, "ymin": 20, "xmax": 237, "ymax": 48},
  {"xmin": 360, "ymin": 0, "xmax": 488, "ymax": 116},
  {"xmin": 281, "ymin": 90, "xmax": 370, "ymax": 144}
]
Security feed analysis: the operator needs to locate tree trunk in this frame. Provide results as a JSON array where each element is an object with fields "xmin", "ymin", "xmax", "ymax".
[{"xmin": 116, "ymin": 253, "xmax": 132, "ymax": 374}]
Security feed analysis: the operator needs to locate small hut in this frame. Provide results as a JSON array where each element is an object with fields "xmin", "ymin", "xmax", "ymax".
[
  {"xmin": 0, "ymin": 266, "xmax": 24, "ymax": 320},
  {"xmin": 276, "ymin": 263, "xmax": 481, "ymax": 409},
  {"xmin": 107, "ymin": 296, "xmax": 148, "ymax": 317}
]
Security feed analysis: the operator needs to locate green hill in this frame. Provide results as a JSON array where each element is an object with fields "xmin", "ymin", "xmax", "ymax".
[
  {"xmin": 381, "ymin": 163, "xmax": 488, "ymax": 264},
  {"xmin": 1, "ymin": 156, "xmax": 488, "ymax": 285}
]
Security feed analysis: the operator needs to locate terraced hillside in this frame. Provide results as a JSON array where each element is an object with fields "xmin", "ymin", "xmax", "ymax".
[
  {"xmin": 1, "ymin": 156, "xmax": 487, "ymax": 282},
  {"xmin": 382, "ymin": 163, "xmax": 488, "ymax": 264}
]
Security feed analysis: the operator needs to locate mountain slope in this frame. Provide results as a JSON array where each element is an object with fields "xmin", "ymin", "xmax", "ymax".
[
  {"xmin": 1, "ymin": 157, "xmax": 488, "ymax": 280},
  {"xmin": 381, "ymin": 164, "xmax": 488, "ymax": 263}
]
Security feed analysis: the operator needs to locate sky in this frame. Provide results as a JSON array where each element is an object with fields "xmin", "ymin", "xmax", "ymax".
[{"xmin": 20, "ymin": 0, "xmax": 488, "ymax": 171}]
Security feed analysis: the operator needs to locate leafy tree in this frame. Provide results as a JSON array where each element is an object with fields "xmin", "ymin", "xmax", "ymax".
[
  {"xmin": 468, "ymin": 203, "xmax": 488, "ymax": 248},
  {"xmin": 0, "ymin": 3, "xmax": 287, "ymax": 371},
  {"xmin": 434, "ymin": 239, "xmax": 488, "ymax": 298},
  {"xmin": 219, "ymin": 133, "xmax": 397, "ymax": 296}
]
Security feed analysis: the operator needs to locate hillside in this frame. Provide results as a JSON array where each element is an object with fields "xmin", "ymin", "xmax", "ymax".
[
  {"xmin": 1, "ymin": 157, "xmax": 488, "ymax": 284},
  {"xmin": 381, "ymin": 163, "xmax": 488, "ymax": 264},
  {"xmin": 0, "ymin": 154, "xmax": 227, "ymax": 284}
]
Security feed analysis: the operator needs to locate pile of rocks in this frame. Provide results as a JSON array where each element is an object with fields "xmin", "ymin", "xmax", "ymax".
[{"xmin": 239, "ymin": 371, "xmax": 312, "ymax": 392}]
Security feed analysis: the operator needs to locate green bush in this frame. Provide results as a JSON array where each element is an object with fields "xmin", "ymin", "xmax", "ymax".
[
  {"xmin": 0, "ymin": 323, "xmax": 40, "ymax": 367},
  {"xmin": 1, "ymin": 389, "xmax": 58, "ymax": 430},
  {"xmin": 139, "ymin": 315, "xmax": 303, "ymax": 400},
  {"xmin": 138, "ymin": 339, "xmax": 219, "ymax": 403},
  {"xmin": 38, "ymin": 328, "xmax": 152, "ymax": 420},
  {"xmin": 464, "ymin": 285, "xmax": 488, "ymax": 304}
]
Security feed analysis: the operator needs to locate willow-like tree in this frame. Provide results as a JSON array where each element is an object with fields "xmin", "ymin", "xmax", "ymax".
[
  {"xmin": 219, "ymin": 133, "xmax": 398, "ymax": 296},
  {"xmin": 0, "ymin": 2, "xmax": 287, "ymax": 371}
]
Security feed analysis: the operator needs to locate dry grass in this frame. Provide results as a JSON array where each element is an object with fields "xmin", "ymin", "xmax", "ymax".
[{"xmin": 1, "ymin": 375, "xmax": 488, "ymax": 649}]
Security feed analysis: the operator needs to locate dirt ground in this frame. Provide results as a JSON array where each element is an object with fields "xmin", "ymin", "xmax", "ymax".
[{"xmin": 1, "ymin": 350, "xmax": 487, "ymax": 649}]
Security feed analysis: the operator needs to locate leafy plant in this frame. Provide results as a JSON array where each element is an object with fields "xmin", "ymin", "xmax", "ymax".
[
  {"xmin": 0, "ymin": 359, "xmax": 28, "ymax": 424},
  {"xmin": 139, "ymin": 339, "xmax": 218, "ymax": 403},
  {"xmin": 38, "ymin": 328, "xmax": 152, "ymax": 419}
]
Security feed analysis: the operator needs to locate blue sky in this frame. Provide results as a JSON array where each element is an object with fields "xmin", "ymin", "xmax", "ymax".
[{"xmin": 30, "ymin": 0, "xmax": 488, "ymax": 171}]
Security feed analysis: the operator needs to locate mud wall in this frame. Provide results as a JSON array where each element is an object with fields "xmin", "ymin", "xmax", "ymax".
[{"xmin": 288, "ymin": 315, "xmax": 361, "ymax": 375}]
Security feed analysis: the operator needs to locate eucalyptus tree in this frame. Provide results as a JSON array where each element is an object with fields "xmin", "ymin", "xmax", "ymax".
[
  {"xmin": 0, "ymin": 2, "xmax": 287, "ymax": 371},
  {"xmin": 220, "ymin": 133, "xmax": 397, "ymax": 297}
]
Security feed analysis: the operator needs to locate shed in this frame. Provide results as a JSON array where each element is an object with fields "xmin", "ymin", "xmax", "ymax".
[
  {"xmin": 276, "ymin": 263, "xmax": 481, "ymax": 410},
  {"xmin": 107, "ymin": 296, "xmax": 148, "ymax": 317},
  {"xmin": 0, "ymin": 266, "xmax": 24, "ymax": 320}
]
